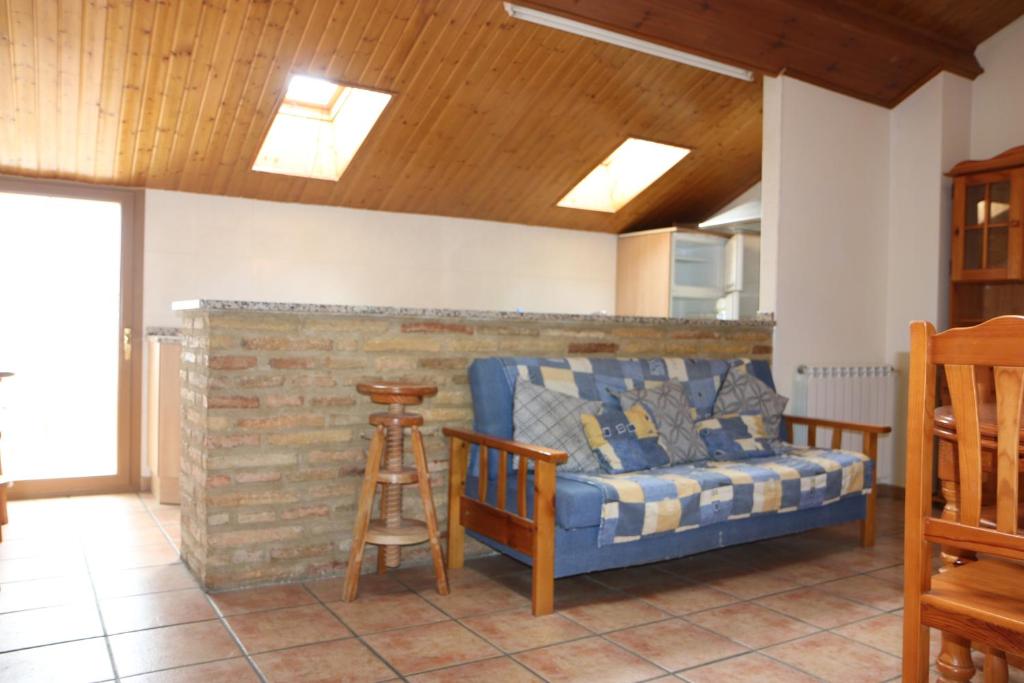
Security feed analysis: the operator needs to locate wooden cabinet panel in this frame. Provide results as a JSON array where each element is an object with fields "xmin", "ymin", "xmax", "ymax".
[
  {"xmin": 146, "ymin": 338, "xmax": 182, "ymax": 504},
  {"xmin": 948, "ymin": 147, "xmax": 1024, "ymax": 328},
  {"xmin": 616, "ymin": 230, "xmax": 672, "ymax": 317}
]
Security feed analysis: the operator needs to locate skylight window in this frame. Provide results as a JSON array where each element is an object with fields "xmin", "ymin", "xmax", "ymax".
[
  {"xmin": 285, "ymin": 75, "xmax": 342, "ymax": 109},
  {"xmin": 253, "ymin": 75, "xmax": 392, "ymax": 181},
  {"xmin": 557, "ymin": 138, "xmax": 691, "ymax": 213}
]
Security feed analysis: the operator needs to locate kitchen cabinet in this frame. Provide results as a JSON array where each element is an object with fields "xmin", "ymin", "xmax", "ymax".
[{"xmin": 616, "ymin": 226, "xmax": 760, "ymax": 319}]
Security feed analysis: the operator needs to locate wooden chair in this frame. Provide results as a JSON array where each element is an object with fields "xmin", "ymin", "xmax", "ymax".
[{"xmin": 904, "ymin": 316, "xmax": 1024, "ymax": 682}]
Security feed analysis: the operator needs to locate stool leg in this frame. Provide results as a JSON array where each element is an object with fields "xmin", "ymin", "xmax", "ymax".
[
  {"xmin": 411, "ymin": 427, "xmax": 448, "ymax": 595},
  {"xmin": 376, "ymin": 493, "xmax": 387, "ymax": 575},
  {"xmin": 342, "ymin": 426, "xmax": 385, "ymax": 602}
]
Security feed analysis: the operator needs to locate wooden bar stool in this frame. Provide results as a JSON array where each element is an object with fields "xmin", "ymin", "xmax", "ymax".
[{"xmin": 342, "ymin": 382, "xmax": 449, "ymax": 600}]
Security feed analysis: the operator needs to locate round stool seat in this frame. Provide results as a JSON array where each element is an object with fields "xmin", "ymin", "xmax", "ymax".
[
  {"xmin": 356, "ymin": 382, "xmax": 438, "ymax": 405},
  {"xmin": 369, "ymin": 412, "xmax": 423, "ymax": 428}
]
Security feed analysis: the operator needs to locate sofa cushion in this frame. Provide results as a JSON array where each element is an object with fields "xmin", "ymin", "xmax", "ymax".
[
  {"xmin": 498, "ymin": 357, "xmax": 732, "ymax": 419},
  {"xmin": 617, "ymin": 381, "xmax": 708, "ymax": 464},
  {"xmin": 696, "ymin": 413, "xmax": 777, "ymax": 459},
  {"xmin": 513, "ymin": 378, "xmax": 603, "ymax": 473},
  {"xmin": 581, "ymin": 404, "xmax": 669, "ymax": 474},
  {"xmin": 560, "ymin": 448, "xmax": 872, "ymax": 545},
  {"xmin": 715, "ymin": 360, "xmax": 789, "ymax": 439}
]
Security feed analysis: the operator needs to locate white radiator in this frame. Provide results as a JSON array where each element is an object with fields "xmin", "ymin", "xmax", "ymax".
[{"xmin": 792, "ymin": 364, "xmax": 896, "ymax": 464}]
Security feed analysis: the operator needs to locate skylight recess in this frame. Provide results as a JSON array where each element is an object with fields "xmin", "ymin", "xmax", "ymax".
[
  {"xmin": 557, "ymin": 138, "xmax": 690, "ymax": 213},
  {"xmin": 253, "ymin": 75, "xmax": 392, "ymax": 181}
]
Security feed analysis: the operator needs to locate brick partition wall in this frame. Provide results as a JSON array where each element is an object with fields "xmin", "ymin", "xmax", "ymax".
[{"xmin": 174, "ymin": 301, "xmax": 774, "ymax": 590}]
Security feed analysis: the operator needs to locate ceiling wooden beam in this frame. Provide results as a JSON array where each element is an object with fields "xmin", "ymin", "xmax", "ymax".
[{"xmin": 509, "ymin": 0, "xmax": 990, "ymax": 107}]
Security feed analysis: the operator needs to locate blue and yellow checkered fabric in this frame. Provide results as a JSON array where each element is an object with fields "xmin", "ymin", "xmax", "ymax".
[
  {"xmin": 561, "ymin": 446, "xmax": 871, "ymax": 546},
  {"xmin": 498, "ymin": 357, "xmax": 731, "ymax": 420}
]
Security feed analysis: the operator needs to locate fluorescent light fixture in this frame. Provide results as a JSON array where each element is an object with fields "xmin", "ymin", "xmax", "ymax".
[
  {"xmin": 253, "ymin": 75, "xmax": 391, "ymax": 181},
  {"xmin": 558, "ymin": 138, "xmax": 690, "ymax": 213},
  {"xmin": 503, "ymin": 2, "xmax": 753, "ymax": 82}
]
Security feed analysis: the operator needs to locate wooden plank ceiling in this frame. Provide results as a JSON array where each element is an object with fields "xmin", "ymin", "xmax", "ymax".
[
  {"xmin": 516, "ymin": 0, "xmax": 1024, "ymax": 109},
  {"xmin": 0, "ymin": 1, "xmax": 1020, "ymax": 233},
  {"xmin": 0, "ymin": 0, "xmax": 762, "ymax": 232}
]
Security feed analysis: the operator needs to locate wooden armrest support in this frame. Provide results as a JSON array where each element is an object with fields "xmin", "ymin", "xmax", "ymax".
[
  {"xmin": 444, "ymin": 426, "xmax": 560, "ymax": 615},
  {"xmin": 783, "ymin": 415, "xmax": 891, "ymax": 436},
  {"xmin": 442, "ymin": 427, "xmax": 568, "ymax": 465},
  {"xmin": 782, "ymin": 415, "xmax": 887, "ymax": 549}
]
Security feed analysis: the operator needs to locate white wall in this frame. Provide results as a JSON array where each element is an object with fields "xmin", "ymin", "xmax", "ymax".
[
  {"xmin": 971, "ymin": 15, "xmax": 1024, "ymax": 159},
  {"xmin": 882, "ymin": 72, "xmax": 971, "ymax": 484},
  {"xmin": 143, "ymin": 190, "xmax": 617, "ymax": 329},
  {"xmin": 762, "ymin": 12, "xmax": 1023, "ymax": 485},
  {"xmin": 761, "ymin": 76, "xmax": 891, "ymax": 403}
]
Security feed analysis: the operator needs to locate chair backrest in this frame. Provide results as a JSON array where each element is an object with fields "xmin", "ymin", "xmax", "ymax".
[{"xmin": 906, "ymin": 316, "xmax": 1024, "ymax": 563}]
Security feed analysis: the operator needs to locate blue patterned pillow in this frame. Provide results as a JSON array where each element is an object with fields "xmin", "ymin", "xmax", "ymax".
[
  {"xmin": 581, "ymin": 404, "xmax": 670, "ymax": 474},
  {"xmin": 695, "ymin": 413, "xmax": 776, "ymax": 460}
]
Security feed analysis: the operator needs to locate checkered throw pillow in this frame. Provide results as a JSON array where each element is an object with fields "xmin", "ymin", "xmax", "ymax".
[{"xmin": 513, "ymin": 378, "xmax": 603, "ymax": 473}]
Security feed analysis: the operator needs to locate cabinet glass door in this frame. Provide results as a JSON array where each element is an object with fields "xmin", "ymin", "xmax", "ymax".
[{"xmin": 953, "ymin": 171, "xmax": 1020, "ymax": 281}]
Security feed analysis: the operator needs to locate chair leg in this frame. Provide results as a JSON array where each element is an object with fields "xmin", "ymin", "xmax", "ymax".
[
  {"xmin": 902, "ymin": 607, "xmax": 930, "ymax": 682},
  {"xmin": 985, "ymin": 649, "xmax": 1008, "ymax": 683},
  {"xmin": 342, "ymin": 427, "xmax": 385, "ymax": 602},
  {"xmin": 410, "ymin": 427, "xmax": 448, "ymax": 596}
]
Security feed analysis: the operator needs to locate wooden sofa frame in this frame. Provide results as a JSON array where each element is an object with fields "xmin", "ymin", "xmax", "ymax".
[{"xmin": 444, "ymin": 416, "xmax": 890, "ymax": 616}]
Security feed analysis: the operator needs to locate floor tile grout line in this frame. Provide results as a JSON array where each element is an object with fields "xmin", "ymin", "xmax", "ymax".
[
  {"xmin": 81, "ymin": 531, "xmax": 122, "ymax": 683},
  {"xmin": 293, "ymin": 574, "xmax": 412, "ymax": 682},
  {"xmin": 132, "ymin": 492, "xmax": 267, "ymax": 683}
]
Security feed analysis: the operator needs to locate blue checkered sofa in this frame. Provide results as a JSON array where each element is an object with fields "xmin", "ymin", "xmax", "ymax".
[{"xmin": 442, "ymin": 356, "xmax": 887, "ymax": 616}]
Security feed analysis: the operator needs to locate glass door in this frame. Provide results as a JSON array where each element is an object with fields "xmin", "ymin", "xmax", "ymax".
[
  {"xmin": 0, "ymin": 182, "xmax": 141, "ymax": 497},
  {"xmin": 953, "ymin": 170, "xmax": 1022, "ymax": 281}
]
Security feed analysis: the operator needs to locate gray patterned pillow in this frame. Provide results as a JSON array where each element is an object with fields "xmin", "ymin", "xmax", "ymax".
[
  {"xmin": 513, "ymin": 378, "xmax": 603, "ymax": 473},
  {"xmin": 617, "ymin": 381, "xmax": 708, "ymax": 464},
  {"xmin": 714, "ymin": 362, "xmax": 789, "ymax": 439}
]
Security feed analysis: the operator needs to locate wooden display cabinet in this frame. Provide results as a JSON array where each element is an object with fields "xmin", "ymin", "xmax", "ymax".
[{"xmin": 949, "ymin": 146, "xmax": 1024, "ymax": 328}]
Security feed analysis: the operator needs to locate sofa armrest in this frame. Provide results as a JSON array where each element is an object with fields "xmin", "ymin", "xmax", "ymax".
[
  {"xmin": 441, "ymin": 427, "xmax": 568, "ymax": 465},
  {"xmin": 783, "ymin": 415, "xmax": 890, "ymax": 548},
  {"xmin": 442, "ymin": 427, "xmax": 561, "ymax": 615}
]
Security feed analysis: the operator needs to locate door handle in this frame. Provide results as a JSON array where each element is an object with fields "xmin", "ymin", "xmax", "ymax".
[{"xmin": 123, "ymin": 327, "xmax": 132, "ymax": 362}]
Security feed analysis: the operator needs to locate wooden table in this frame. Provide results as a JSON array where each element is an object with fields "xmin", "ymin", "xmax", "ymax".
[{"xmin": 933, "ymin": 403, "xmax": 1024, "ymax": 681}]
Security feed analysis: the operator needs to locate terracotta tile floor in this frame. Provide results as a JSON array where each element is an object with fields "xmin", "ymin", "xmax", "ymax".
[{"xmin": 0, "ymin": 493, "xmax": 1011, "ymax": 682}]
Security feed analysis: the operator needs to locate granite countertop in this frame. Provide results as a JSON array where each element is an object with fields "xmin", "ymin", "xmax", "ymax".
[
  {"xmin": 171, "ymin": 299, "xmax": 775, "ymax": 328},
  {"xmin": 146, "ymin": 326, "xmax": 184, "ymax": 339}
]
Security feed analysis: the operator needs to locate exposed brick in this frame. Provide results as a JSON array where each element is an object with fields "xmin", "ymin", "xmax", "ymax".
[
  {"xmin": 234, "ymin": 470, "xmax": 283, "ymax": 484},
  {"xmin": 208, "ymin": 526, "xmax": 303, "ymax": 548},
  {"xmin": 206, "ymin": 433, "xmax": 260, "ymax": 449},
  {"xmin": 207, "ymin": 452, "xmax": 298, "ymax": 470},
  {"xmin": 567, "ymin": 341, "xmax": 619, "ymax": 354},
  {"xmin": 243, "ymin": 337, "xmax": 333, "ymax": 351},
  {"xmin": 281, "ymin": 505, "xmax": 331, "ymax": 520},
  {"xmin": 207, "ymin": 474, "xmax": 232, "ymax": 488},
  {"xmin": 375, "ymin": 356, "xmax": 417, "ymax": 372},
  {"xmin": 363, "ymin": 337, "xmax": 442, "ymax": 353},
  {"xmin": 238, "ymin": 510, "xmax": 277, "ymax": 525},
  {"xmin": 288, "ymin": 374, "xmax": 337, "ymax": 388},
  {"xmin": 264, "ymin": 394, "xmax": 305, "ymax": 408},
  {"xmin": 237, "ymin": 375, "xmax": 286, "ymax": 388},
  {"xmin": 270, "ymin": 543, "xmax": 334, "ymax": 561},
  {"xmin": 752, "ymin": 344, "xmax": 773, "ymax": 355},
  {"xmin": 269, "ymin": 357, "xmax": 320, "ymax": 369},
  {"xmin": 309, "ymin": 396, "xmax": 356, "ymax": 408},
  {"xmin": 236, "ymin": 414, "xmax": 324, "ymax": 430},
  {"xmin": 207, "ymin": 490, "xmax": 301, "ymax": 507},
  {"xmin": 417, "ymin": 357, "xmax": 468, "ymax": 370},
  {"xmin": 401, "ymin": 322, "xmax": 473, "ymax": 335},
  {"xmin": 209, "ymin": 395, "xmax": 260, "ymax": 409},
  {"xmin": 325, "ymin": 356, "xmax": 366, "ymax": 370},
  {"xmin": 209, "ymin": 355, "xmax": 257, "ymax": 370},
  {"xmin": 268, "ymin": 428, "xmax": 352, "ymax": 446}
]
